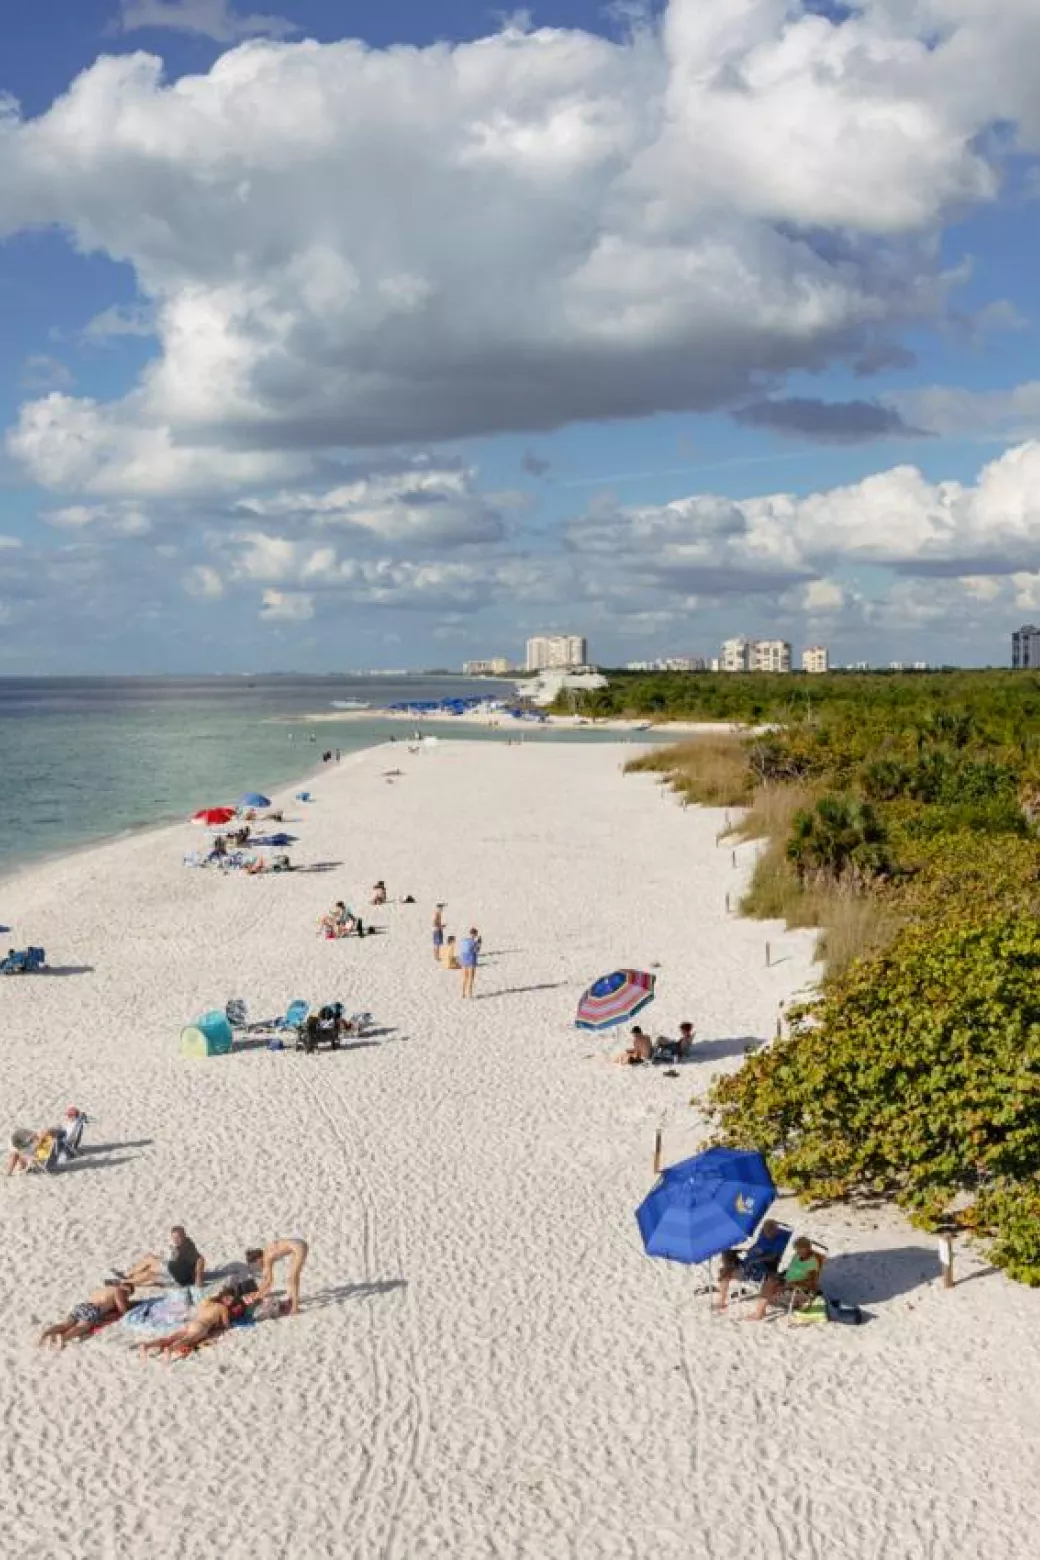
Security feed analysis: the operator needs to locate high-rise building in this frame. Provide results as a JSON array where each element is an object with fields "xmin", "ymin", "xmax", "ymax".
[
  {"xmin": 720, "ymin": 637, "xmax": 751, "ymax": 673},
  {"xmin": 802, "ymin": 646, "xmax": 830, "ymax": 675},
  {"xmin": 751, "ymin": 639, "xmax": 792, "ymax": 674},
  {"xmin": 525, "ymin": 635, "xmax": 587, "ymax": 672},
  {"xmin": 1012, "ymin": 625, "xmax": 1040, "ymax": 669}
]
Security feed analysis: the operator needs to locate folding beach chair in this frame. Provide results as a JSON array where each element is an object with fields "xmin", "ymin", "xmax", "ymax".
[
  {"xmin": 10, "ymin": 1128, "xmax": 61, "ymax": 1174},
  {"xmin": 60, "ymin": 1110, "xmax": 88, "ymax": 1161}
]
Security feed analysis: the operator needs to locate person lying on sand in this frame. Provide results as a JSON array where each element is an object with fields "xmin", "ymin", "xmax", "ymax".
[
  {"xmin": 138, "ymin": 1290, "xmax": 236, "ymax": 1361},
  {"xmin": 39, "ymin": 1282, "xmax": 135, "ymax": 1348},
  {"xmin": 613, "ymin": 1025, "xmax": 653, "ymax": 1065},
  {"xmin": 122, "ymin": 1226, "xmax": 205, "ymax": 1290},
  {"xmin": 244, "ymin": 1237, "xmax": 309, "ymax": 1316}
]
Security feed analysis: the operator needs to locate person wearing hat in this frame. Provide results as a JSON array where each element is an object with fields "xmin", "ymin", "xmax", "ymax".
[{"xmin": 432, "ymin": 904, "xmax": 445, "ymax": 962}]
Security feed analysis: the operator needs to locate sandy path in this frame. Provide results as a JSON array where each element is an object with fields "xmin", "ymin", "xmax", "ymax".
[{"xmin": 2, "ymin": 742, "xmax": 1038, "ymax": 1560}]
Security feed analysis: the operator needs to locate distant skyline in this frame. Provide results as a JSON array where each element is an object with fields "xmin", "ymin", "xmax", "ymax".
[{"xmin": 2, "ymin": 2, "xmax": 1040, "ymax": 673}]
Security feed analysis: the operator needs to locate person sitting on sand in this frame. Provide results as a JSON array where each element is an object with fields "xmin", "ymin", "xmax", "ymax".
[
  {"xmin": 678, "ymin": 1021, "xmax": 695, "ymax": 1058},
  {"xmin": 745, "ymin": 1236, "xmax": 822, "ymax": 1322},
  {"xmin": 371, "ymin": 880, "xmax": 387, "ymax": 905},
  {"xmin": 122, "ymin": 1226, "xmax": 205, "ymax": 1291},
  {"xmin": 244, "ymin": 1236, "xmax": 309, "ymax": 1317},
  {"xmin": 442, "ymin": 934, "xmax": 460, "ymax": 970},
  {"xmin": 713, "ymin": 1219, "xmax": 787, "ymax": 1311},
  {"xmin": 319, "ymin": 901, "xmax": 349, "ymax": 935},
  {"xmin": 613, "ymin": 1026, "xmax": 653, "ymax": 1065},
  {"xmin": 39, "ymin": 1281, "xmax": 135, "ymax": 1348},
  {"xmin": 139, "ymin": 1289, "xmax": 237, "ymax": 1361}
]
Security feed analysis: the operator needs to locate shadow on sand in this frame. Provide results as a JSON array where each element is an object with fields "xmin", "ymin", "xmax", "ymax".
[
  {"xmin": 38, "ymin": 965, "xmax": 96, "ymax": 977},
  {"xmin": 304, "ymin": 1278, "xmax": 407, "ymax": 1311},
  {"xmin": 824, "ymin": 1245, "xmax": 943, "ymax": 1305},
  {"xmin": 81, "ymin": 1139, "xmax": 154, "ymax": 1154},
  {"xmin": 692, "ymin": 1036, "xmax": 767, "ymax": 1062},
  {"xmin": 478, "ymin": 981, "xmax": 568, "ymax": 999}
]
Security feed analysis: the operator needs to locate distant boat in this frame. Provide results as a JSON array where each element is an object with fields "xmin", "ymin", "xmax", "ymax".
[{"xmin": 330, "ymin": 699, "xmax": 370, "ymax": 710}]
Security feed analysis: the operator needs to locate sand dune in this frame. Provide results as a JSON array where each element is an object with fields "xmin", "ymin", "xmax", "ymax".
[{"xmin": 2, "ymin": 742, "xmax": 1037, "ymax": 1560}]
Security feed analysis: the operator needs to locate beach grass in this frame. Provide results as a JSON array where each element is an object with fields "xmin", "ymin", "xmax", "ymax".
[{"xmin": 624, "ymin": 734, "xmax": 752, "ymax": 807}]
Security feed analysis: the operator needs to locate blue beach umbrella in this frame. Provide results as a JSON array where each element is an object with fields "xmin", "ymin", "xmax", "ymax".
[
  {"xmin": 238, "ymin": 792, "xmax": 271, "ymax": 809},
  {"xmin": 636, "ymin": 1147, "xmax": 775, "ymax": 1265}
]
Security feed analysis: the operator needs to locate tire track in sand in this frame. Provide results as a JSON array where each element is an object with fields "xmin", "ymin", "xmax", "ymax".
[{"xmin": 293, "ymin": 1055, "xmax": 432, "ymax": 1559}]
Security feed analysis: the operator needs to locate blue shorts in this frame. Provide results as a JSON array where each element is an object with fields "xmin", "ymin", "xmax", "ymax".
[{"xmin": 433, "ymin": 931, "xmax": 444, "ymax": 947}]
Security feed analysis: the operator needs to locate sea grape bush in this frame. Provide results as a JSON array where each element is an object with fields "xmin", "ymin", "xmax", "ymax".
[{"xmin": 711, "ymin": 916, "xmax": 1040, "ymax": 1280}]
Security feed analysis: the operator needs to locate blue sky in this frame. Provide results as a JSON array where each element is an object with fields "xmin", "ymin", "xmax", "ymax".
[{"xmin": 1, "ymin": 0, "xmax": 1039, "ymax": 672}]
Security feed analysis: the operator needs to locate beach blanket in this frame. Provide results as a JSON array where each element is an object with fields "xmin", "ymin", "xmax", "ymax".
[
  {"xmin": 248, "ymin": 833, "xmax": 296, "ymax": 847},
  {"xmin": 110, "ymin": 1282, "xmax": 288, "ymax": 1344}
]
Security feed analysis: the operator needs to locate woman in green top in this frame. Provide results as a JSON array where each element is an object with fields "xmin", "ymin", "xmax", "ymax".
[{"xmin": 746, "ymin": 1237, "xmax": 822, "ymax": 1322}]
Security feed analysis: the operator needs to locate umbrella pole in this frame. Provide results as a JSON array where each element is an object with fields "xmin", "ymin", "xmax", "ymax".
[{"xmin": 653, "ymin": 1128, "xmax": 662, "ymax": 1176}]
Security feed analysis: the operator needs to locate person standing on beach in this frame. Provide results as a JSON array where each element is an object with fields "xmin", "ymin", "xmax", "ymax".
[
  {"xmin": 432, "ymin": 904, "xmax": 445, "ymax": 963},
  {"xmin": 244, "ymin": 1237, "xmax": 309, "ymax": 1316},
  {"xmin": 460, "ymin": 928, "xmax": 480, "ymax": 998}
]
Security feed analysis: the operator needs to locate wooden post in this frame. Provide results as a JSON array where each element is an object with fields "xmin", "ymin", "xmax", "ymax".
[
  {"xmin": 765, "ymin": 941, "xmax": 771, "ymax": 968},
  {"xmin": 938, "ymin": 1233, "xmax": 954, "ymax": 1289},
  {"xmin": 775, "ymin": 1012, "xmax": 782, "ymax": 1039},
  {"xmin": 725, "ymin": 892, "xmax": 730, "ymax": 914},
  {"xmin": 653, "ymin": 1129, "xmax": 663, "ymax": 1177},
  {"xmin": 731, "ymin": 850, "xmax": 737, "ymax": 869}
]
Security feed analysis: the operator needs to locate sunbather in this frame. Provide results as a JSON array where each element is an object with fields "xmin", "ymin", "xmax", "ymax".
[
  {"xmin": 613, "ymin": 1025, "xmax": 653, "ymax": 1065},
  {"xmin": 371, "ymin": 880, "xmax": 387, "ymax": 905},
  {"xmin": 745, "ymin": 1236, "xmax": 823, "ymax": 1321},
  {"xmin": 714, "ymin": 1219, "xmax": 788, "ymax": 1311},
  {"xmin": 39, "ymin": 1282, "xmax": 135, "ymax": 1348},
  {"xmin": 138, "ymin": 1289, "xmax": 236, "ymax": 1360},
  {"xmin": 319, "ymin": 901, "xmax": 351, "ymax": 935},
  {"xmin": 244, "ymin": 1236, "xmax": 309, "ymax": 1316},
  {"xmin": 122, "ymin": 1226, "xmax": 205, "ymax": 1290}
]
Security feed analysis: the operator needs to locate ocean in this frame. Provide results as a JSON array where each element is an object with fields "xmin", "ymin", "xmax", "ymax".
[{"xmin": 0, "ymin": 675, "xmax": 635, "ymax": 877}]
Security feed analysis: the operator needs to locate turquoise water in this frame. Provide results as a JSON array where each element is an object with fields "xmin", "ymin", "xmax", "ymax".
[{"xmin": 0, "ymin": 676, "xmax": 642, "ymax": 877}]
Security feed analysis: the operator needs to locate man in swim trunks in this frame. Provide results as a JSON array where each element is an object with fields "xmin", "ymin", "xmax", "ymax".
[
  {"xmin": 123, "ymin": 1225, "xmax": 205, "ymax": 1290},
  {"xmin": 244, "ymin": 1237, "xmax": 309, "ymax": 1316},
  {"xmin": 138, "ymin": 1289, "xmax": 236, "ymax": 1360},
  {"xmin": 432, "ymin": 904, "xmax": 445, "ymax": 962},
  {"xmin": 39, "ymin": 1281, "xmax": 135, "ymax": 1348}
]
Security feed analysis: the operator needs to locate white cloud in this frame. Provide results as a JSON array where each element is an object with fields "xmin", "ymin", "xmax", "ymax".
[
  {"xmin": 236, "ymin": 465, "xmax": 512, "ymax": 548},
  {"xmin": 20, "ymin": 354, "xmax": 74, "ymax": 391},
  {"xmin": 184, "ymin": 563, "xmax": 225, "ymax": 597},
  {"xmin": 80, "ymin": 303, "xmax": 156, "ymax": 346},
  {"xmin": 1, "ymin": 1, "xmax": 1037, "ymax": 493},
  {"xmin": 566, "ymin": 440, "xmax": 1040, "ymax": 586},
  {"xmin": 118, "ymin": 1, "xmax": 297, "ymax": 43},
  {"xmin": 9, "ymin": 393, "xmax": 302, "ymax": 497},
  {"xmin": 260, "ymin": 588, "xmax": 314, "ymax": 620},
  {"xmin": 894, "ymin": 382, "xmax": 1040, "ymax": 443},
  {"xmin": 43, "ymin": 501, "xmax": 151, "ymax": 535}
]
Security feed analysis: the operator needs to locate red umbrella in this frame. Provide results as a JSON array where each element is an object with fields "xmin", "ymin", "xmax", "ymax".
[{"xmin": 192, "ymin": 807, "xmax": 236, "ymax": 826}]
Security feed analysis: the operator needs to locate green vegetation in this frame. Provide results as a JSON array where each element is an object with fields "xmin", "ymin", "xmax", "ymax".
[{"xmin": 618, "ymin": 670, "xmax": 1040, "ymax": 1282}]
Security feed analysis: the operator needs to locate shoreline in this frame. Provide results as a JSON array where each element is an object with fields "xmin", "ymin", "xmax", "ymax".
[
  {"xmin": 0, "ymin": 744, "xmax": 380, "ymax": 894},
  {"xmin": 299, "ymin": 707, "xmax": 748, "ymax": 734}
]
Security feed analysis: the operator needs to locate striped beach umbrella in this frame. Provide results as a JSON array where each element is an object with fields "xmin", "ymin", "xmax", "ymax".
[{"xmin": 575, "ymin": 968, "xmax": 656, "ymax": 1032}]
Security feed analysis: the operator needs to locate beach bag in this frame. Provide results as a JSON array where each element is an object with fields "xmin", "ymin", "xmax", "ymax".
[
  {"xmin": 789, "ymin": 1294, "xmax": 828, "ymax": 1325},
  {"xmin": 825, "ymin": 1297, "xmax": 865, "ymax": 1326}
]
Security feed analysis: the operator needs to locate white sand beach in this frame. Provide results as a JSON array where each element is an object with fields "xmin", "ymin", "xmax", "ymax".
[{"xmin": 2, "ymin": 741, "xmax": 1039, "ymax": 1560}]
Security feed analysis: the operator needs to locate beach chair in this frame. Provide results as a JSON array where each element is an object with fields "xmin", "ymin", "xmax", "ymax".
[
  {"xmin": 59, "ymin": 1110, "xmax": 87, "ymax": 1161},
  {"xmin": 182, "ymin": 851, "xmax": 206, "ymax": 868},
  {"xmin": 296, "ymin": 1003, "xmax": 344, "ymax": 1052},
  {"xmin": 1, "ymin": 946, "xmax": 45, "ymax": 974},
  {"xmin": 274, "ymin": 1000, "xmax": 309, "ymax": 1035},
  {"xmin": 712, "ymin": 1223, "xmax": 793, "ymax": 1306}
]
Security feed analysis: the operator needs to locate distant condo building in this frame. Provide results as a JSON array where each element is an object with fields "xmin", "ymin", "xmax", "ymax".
[
  {"xmin": 526, "ymin": 634, "xmax": 587, "ymax": 672},
  {"xmin": 720, "ymin": 637, "xmax": 751, "ymax": 673},
  {"xmin": 1012, "ymin": 624, "xmax": 1040, "ymax": 670},
  {"xmin": 721, "ymin": 637, "xmax": 792, "ymax": 673},
  {"xmin": 463, "ymin": 658, "xmax": 511, "ymax": 676},
  {"xmin": 751, "ymin": 639, "xmax": 792, "ymax": 674},
  {"xmin": 802, "ymin": 645, "xmax": 830, "ymax": 675}
]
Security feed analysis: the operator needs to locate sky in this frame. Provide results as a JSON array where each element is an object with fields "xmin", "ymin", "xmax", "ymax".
[{"xmin": 1, "ymin": 0, "xmax": 1040, "ymax": 672}]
